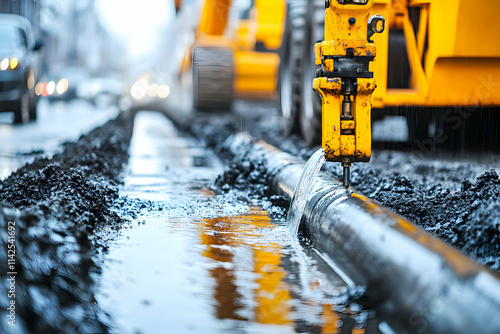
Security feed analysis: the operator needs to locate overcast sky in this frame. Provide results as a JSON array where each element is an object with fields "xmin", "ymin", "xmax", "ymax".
[{"xmin": 95, "ymin": 0, "xmax": 176, "ymax": 61}]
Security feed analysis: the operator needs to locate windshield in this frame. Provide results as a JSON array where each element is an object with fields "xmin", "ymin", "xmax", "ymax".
[{"xmin": 0, "ymin": 25, "xmax": 26, "ymax": 53}]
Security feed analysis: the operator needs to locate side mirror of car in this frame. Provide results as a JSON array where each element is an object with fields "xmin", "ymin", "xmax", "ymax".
[{"xmin": 34, "ymin": 40, "xmax": 43, "ymax": 51}]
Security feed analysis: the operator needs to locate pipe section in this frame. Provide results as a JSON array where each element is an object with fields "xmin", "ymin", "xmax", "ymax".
[{"xmin": 225, "ymin": 133, "xmax": 500, "ymax": 334}]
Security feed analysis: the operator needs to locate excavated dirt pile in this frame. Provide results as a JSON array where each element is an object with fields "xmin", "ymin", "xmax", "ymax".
[
  {"xmin": 214, "ymin": 148, "xmax": 288, "ymax": 218},
  {"xmin": 371, "ymin": 170, "xmax": 500, "ymax": 271},
  {"xmin": 1, "ymin": 163, "xmax": 118, "ymax": 225},
  {"xmin": 0, "ymin": 112, "xmax": 134, "ymax": 333}
]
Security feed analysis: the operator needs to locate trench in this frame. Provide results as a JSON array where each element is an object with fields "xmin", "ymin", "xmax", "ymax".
[{"xmin": 95, "ymin": 111, "xmax": 383, "ymax": 333}]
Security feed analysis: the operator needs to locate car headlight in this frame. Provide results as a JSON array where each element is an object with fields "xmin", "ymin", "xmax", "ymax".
[
  {"xmin": 0, "ymin": 57, "xmax": 19, "ymax": 71},
  {"xmin": 130, "ymin": 78, "xmax": 148, "ymax": 100}
]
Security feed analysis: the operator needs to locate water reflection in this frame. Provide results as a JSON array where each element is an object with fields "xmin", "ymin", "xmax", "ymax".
[
  {"xmin": 199, "ymin": 208, "xmax": 373, "ymax": 333},
  {"xmin": 202, "ymin": 217, "xmax": 248, "ymax": 321},
  {"xmin": 201, "ymin": 208, "xmax": 292, "ymax": 326},
  {"xmin": 97, "ymin": 204, "xmax": 377, "ymax": 333}
]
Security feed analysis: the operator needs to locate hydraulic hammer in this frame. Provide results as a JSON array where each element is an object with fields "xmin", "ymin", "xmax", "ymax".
[{"xmin": 313, "ymin": 0, "xmax": 384, "ymax": 188}]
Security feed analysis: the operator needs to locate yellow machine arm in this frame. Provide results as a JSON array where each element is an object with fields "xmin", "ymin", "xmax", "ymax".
[
  {"xmin": 198, "ymin": 0, "xmax": 231, "ymax": 37},
  {"xmin": 313, "ymin": 0, "xmax": 384, "ymax": 188}
]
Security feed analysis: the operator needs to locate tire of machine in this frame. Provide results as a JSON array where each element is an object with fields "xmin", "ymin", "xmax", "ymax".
[
  {"xmin": 299, "ymin": 0, "xmax": 324, "ymax": 147},
  {"xmin": 389, "ymin": 29, "xmax": 430, "ymax": 147},
  {"xmin": 29, "ymin": 87, "xmax": 38, "ymax": 121},
  {"xmin": 387, "ymin": 30, "xmax": 411, "ymax": 90},
  {"xmin": 278, "ymin": 0, "xmax": 307, "ymax": 137},
  {"xmin": 407, "ymin": 108, "xmax": 468, "ymax": 153},
  {"xmin": 13, "ymin": 91, "xmax": 30, "ymax": 124},
  {"xmin": 192, "ymin": 47, "xmax": 234, "ymax": 111},
  {"xmin": 432, "ymin": 107, "xmax": 496, "ymax": 153},
  {"xmin": 406, "ymin": 108, "xmax": 431, "ymax": 148}
]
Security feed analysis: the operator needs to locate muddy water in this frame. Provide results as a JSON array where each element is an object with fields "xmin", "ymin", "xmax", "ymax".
[{"xmin": 96, "ymin": 112, "xmax": 380, "ymax": 333}]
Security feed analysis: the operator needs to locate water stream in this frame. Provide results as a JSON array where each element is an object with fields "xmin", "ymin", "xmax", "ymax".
[{"xmin": 287, "ymin": 148, "xmax": 326, "ymax": 235}]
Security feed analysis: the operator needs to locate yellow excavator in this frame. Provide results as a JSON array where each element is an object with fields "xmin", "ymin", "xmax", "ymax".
[
  {"xmin": 177, "ymin": 0, "xmax": 500, "ymax": 186},
  {"xmin": 280, "ymin": 0, "xmax": 500, "ymax": 187},
  {"xmin": 177, "ymin": 0, "xmax": 285, "ymax": 110}
]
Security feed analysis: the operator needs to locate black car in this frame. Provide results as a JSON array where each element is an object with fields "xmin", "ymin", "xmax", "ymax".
[{"xmin": 0, "ymin": 14, "xmax": 42, "ymax": 123}]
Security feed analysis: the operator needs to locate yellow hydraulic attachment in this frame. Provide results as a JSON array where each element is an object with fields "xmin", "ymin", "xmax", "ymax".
[{"xmin": 313, "ymin": 0, "xmax": 384, "ymax": 188}]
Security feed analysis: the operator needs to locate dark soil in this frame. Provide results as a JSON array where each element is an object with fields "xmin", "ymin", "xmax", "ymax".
[
  {"xmin": 214, "ymin": 148, "xmax": 288, "ymax": 219},
  {"xmin": 357, "ymin": 170, "xmax": 500, "ymax": 270},
  {"xmin": 171, "ymin": 100, "xmax": 500, "ymax": 272},
  {"xmin": 0, "ymin": 111, "xmax": 134, "ymax": 333}
]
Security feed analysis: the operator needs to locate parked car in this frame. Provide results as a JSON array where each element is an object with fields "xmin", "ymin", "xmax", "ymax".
[{"xmin": 0, "ymin": 14, "xmax": 42, "ymax": 123}]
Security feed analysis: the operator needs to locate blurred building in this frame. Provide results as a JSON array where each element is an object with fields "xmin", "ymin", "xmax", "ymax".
[
  {"xmin": 0, "ymin": 0, "xmax": 41, "ymax": 34},
  {"xmin": 39, "ymin": 0, "xmax": 124, "ymax": 74},
  {"xmin": 1, "ymin": 0, "xmax": 124, "ymax": 76}
]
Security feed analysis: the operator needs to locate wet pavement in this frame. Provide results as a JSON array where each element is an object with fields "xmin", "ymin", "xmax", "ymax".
[
  {"xmin": 96, "ymin": 111, "xmax": 381, "ymax": 333},
  {"xmin": 0, "ymin": 99, "xmax": 119, "ymax": 180}
]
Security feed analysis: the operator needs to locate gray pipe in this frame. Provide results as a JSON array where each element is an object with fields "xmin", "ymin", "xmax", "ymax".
[{"xmin": 225, "ymin": 133, "xmax": 500, "ymax": 334}]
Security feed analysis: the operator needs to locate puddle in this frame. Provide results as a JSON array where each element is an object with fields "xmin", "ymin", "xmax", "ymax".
[{"xmin": 96, "ymin": 111, "xmax": 381, "ymax": 333}]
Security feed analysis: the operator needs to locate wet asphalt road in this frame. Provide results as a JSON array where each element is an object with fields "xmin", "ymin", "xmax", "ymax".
[
  {"xmin": 0, "ymin": 96, "xmax": 499, "ymax": 333},
  {"xmin": 0, "ymin": 99, "xmax": 119, "ymax": 180}
]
